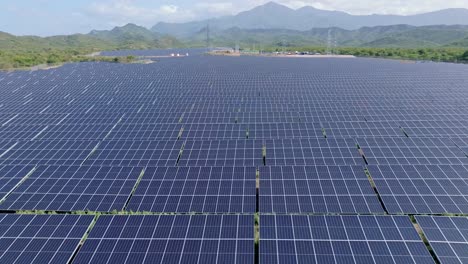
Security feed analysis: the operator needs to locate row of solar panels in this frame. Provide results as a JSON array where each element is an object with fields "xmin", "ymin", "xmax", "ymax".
[
  {"xmin": 1, "ymin": 214, "xmax": 466, "ymax": 264},
  {"xmin": 2, "ymin": 137, "xmax": 468, "ymax": 167},
  {"xmin": 5, "ymin": 122, "xmax": 468, "ymax": 139},
  {"xmin": 1, "ymin": 64, "xmax": 468, "ymax": 105},
  {"xmin": 1, "ymin": 164, "xmax": 468, "ymax": 214}
]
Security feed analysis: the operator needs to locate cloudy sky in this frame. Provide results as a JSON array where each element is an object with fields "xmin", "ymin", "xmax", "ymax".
[{"xmin": 1, "ymin": 0, "xmax": 468, "ymax": 36}]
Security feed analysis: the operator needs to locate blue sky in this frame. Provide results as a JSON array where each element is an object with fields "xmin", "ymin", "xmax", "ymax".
[{"xmin": 2, "ymin": 0, "xmax": 468, "ymax": 36}]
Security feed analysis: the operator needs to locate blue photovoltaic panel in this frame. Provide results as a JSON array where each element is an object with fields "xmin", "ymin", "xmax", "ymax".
[
  {"xmin": 0, "ymin": 51, "xmax": 468, "ymax": 263},
  {"xmin": 260, "ymin": 215, "xmax": 434, "ymax": 264},
  {"xmin": 322, "ymin": 121, "xmax": 405, "ymax": 138},
  {"xmin": 401, "ymin": 121, "xmax": 468, "ymax": 138},
  {"xmin": 368, "ymin": 164, "xmax": 468, "ymax": 214},
  {"xmin": 183, "ymin": 122, "xmax": 324, "ymax": 139},
  {"xmin": 264, "ymin": 138, "xmax": 363, "ymax": 166},
  {"xmin": 178, "ymin": 140, "xmax": 263, "ymax": 167},
  {"xmin": 0, "ymin": 165, "xmax": 34, "ymax": 198},
  {"xmin": 0, "ymin": 141, "xmax": 17, "ymax": 156},
  {"xmin": 416, "ymin": 216, "xmax": 468, "ymax": 264},
  {"xmin": 104, "ymin": 123, "xmax": 183, "ymax": 140},
  {"xmin": 127, "ymin": 166, "xmax": 256, "ymax": 213},
  {"xmin": 0, "ymin": 125, "xmax": 48, "ymax": 141},
  {"xmin": 358, "ymin": 138, "xmax": 468, "ymax": 165},
  {"xmin": 0, "ymin": 140, "xmax": 99, "ymax": 166},
  {"xmin": 451, "ymin": 138, "xmax": 468, "ymax": 156},
  {"xmin": 82, "ymin": 140, "xmax": 183, "ymax": 167},
  {"xmin": 0, "ymin": 214, "xmax": 93, "ymax": 264},
  {"xmin": 0, "ymin": 165, "xmax": 143, "ymax": 212},
  {"xmin": 260, "ymin": 165, "xmax": 384, "ymax": 213},
  {"xmin": 74, "ymin": 215, "xmax": 254, "ymax": 264}
]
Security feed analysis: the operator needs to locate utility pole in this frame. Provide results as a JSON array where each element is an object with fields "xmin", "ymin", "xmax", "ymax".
[{"xmin": 206, "ymin": 23, "xmax": 211, "ymax": 52}]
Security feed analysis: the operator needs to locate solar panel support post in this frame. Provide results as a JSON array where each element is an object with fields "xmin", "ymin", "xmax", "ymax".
[
  {"xmin": 412, "ymin": 216, "xmax": 442, "ymax": 264},
  {"xmin": 67, "ymin": 214, "xmax": 100, "ymax": 264}
]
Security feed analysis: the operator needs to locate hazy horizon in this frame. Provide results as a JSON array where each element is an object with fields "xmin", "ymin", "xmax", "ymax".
[{"xmin": 2, "ymin": 0, "xmax": 468, "ymax": 36}]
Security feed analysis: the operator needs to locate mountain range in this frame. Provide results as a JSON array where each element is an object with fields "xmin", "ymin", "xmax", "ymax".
[
  {"xmin": 195, "ymin": 25, "xmax": 468, "ymax": 48},
  {"xmin": 1, "ymin": 1, "xmax": 468, "ymax": 55},
  {"xmin": 0, "ymin": 24, "xmax": 180, "ymax": 52},
  {"xmin": 152, "ymin": 2, "xmax": 468, "ymax": 37}
]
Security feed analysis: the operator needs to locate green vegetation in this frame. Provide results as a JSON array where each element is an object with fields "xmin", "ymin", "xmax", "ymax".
[
  {"xmin": 462, "ymin": 50, "xmax": 468, "ymax": 61},
  {"xmin": 189, "ymin": 25, "xmax": 468, "ymax": 48},
  {"xmin": 0, "ymin": 49, "xmax": 139, "ymax": 70},
  {"xmin": 0, "ymin": 24, "xmax": 181, "ymax": 70},
  {"xmin": 196, "ymin": 25, "xmax": 468, "ymax": 63},
  {"xmin": 258, "ymin": 46, "xmax": 468, "ymax": 63},
  {"xmin": 2, "ymin": 23, "xmax": 468, "ymax": 70},
  {"xmin": 334, "ymin": 47, "xmax": 468, "ymax": 63}
]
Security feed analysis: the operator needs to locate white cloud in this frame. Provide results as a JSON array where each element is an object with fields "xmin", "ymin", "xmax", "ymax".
[
  {"xmin": 86, "ymin": 0, "xmax": 195, "ymax": 27},
  {"xmin": 275, "ymin": 0, "xmax": 468, "ymax": 15},
  {"xmin": 83, "ymin": 0, "xmax": 468, "ymax": 30},
  {"xmin": 195, "ymin": 2, "xmax": 236, "ymax": 16},
  {"xmin": 160, "ymin": 5, "xmax": 179, "ymax": 14}
]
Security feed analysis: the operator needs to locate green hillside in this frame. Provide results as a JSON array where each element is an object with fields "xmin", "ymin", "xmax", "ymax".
[
  {"xmin": 191, "ymin": 25, "xmax": 468, "ymax": 49},
  {"xmin": 0, "ymin": 24, "xmax": 182, "ymax": 69},
  {"xmin": 1, "ymin": 23, "xmax": 468, "ymax": 69}
]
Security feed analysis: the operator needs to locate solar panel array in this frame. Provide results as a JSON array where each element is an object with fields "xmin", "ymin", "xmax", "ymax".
[
  {"xmin": 416, "ymin": 216, "xmax": 468, "ymax": 264},
  {"xmin": 1, "ymin": 53, "xmax": 468, "ymax": 262},
  {"xmin": 367, "ymin": 164, "xmax": 468, "ymax": 214},
  {"xmin": 0, "ymin": 214, "xmax": 93, "ymax": 264},
  {"xmin": 73, "ymin": 215, "xmax": 254, "ymax": 264},
  {"xmin": 259, "ymin": 165, "xmax": 384, "ymax": 214},
  {"xmin": 260, "ymin": 215, "xmax": 434, "ymax": 264}
]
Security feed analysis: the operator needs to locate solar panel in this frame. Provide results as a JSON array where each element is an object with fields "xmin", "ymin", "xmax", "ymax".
[
  {"xmin": 322, "ymin": 121, "xmax": 405, "ymax": 138},
  {"xmin": 127, "ymin": 166, "xmax": 256, "ymax": 213},
  {"xmin": 265, "ymin": 138, "xmax": 363, "ymax": 166},
  {"xmin": 416, "ymin": 216, "xmax": 468, "ymax": 264},
  {"xmin": 0, "ymin": 165, "xmax": 35, "ymax": 199},
  {"xmin": 260, "ymin": 165, "xmax": 384, "ymax": 213},
  {"xmin": 358, "ymin": 138, "xmax": 468, "ymax": 165},
  {"xmin": 452, "ymin": 138, "xmax": 468, "ymax": 157},
  {"xmin": 367, "ymin": 164, "xmax": 468, "ymax": 214},
  {"xmin": 0, "ymin": 165, "xmax": 143, "ymax": 212},
  {"xmin": 73, "ymin": 215, "xmax": 254, "ymax": 264},
  {"xmin": 0, "ymin": 140, "xmax": 100, "ymax": 166},
  {"xmin": 0, "ymin": 214, "xmax": 93, "ymax": 264},
  {"xmin": 82, "ymin": 140, "xmax": 183, "ymax": 167},
  {"xmin": 178, "ymin": 140, "xmax": 263, "ymax": 167},
  {"xmin": 260, "ymin": 215, "xmax": 434, "ymax": 264},
  {"xmin": 1, "ymin": 52, "xmax": 468, "ymax": 262}
]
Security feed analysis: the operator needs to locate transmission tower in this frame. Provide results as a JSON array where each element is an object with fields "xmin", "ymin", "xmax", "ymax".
[
  {"xmin": 327, "ymin": 29, "xmax": 332, "ymax": 55},
  {"xmin": 206, "ymin": 23, "xmax": 211, "ymax": 52}
]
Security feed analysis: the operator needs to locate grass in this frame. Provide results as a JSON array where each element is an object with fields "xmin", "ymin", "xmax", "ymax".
[
  {"xmin": 322, "ymin": 128, "xmax": 327, "ymax": 138},
  {"xmin": 411, "ymin": 215, "xmax": 441, "ymax": 264},
  {"xmin": 364, "ymin": 168, "xmax": 389, "ymax": 214},
  {"xmin": 122, "ymin": 168, "xmax": 146, "ymax": 211},
  {"xmin": 254, "ymin": 213, "xmax": 260, "ymax": 264},
  {"xmin": 177, "ymin": 127, "xmax": 184, "ymax": 140}
]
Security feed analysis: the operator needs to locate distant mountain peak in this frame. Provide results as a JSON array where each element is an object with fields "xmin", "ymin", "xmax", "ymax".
[
  {"xmin": 262, "ymin": 1, "xmax": 287, "ymax": 8},
  {"xmin": 252, "ymin": 1, "xmax": 292, "ymax": 11},
  {"xmin": 151, "ymin": 2, "xmax": 468, "ymax": 38},
  {"xmin": 119, "ymin": 23, "xmax": 144, "ymax": 29}
]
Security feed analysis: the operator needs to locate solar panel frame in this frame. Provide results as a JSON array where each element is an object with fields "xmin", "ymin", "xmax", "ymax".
[
  {"xmin": 74, "ymin": 214, "xmax": 254, "ymax": 264},
  {"xmin": 0, "ymin": 165, "xmax": 143, "ymax": 212},
  {"xmin": 416, "ymin": 216, "xmax": 468, "ymax": 264},
  {"xmin": 260, "ymin": 215, "xmax": 434, "ymax": 264},
  {"xmin": 127, "ymin": 166, "xmax": 256, "ymax": 213},
  {"xmin": 0, "ymin": 214, "xmax": 93, "ymax": 264},
  {"xmin": 259, "ymin": 165, "xmax": 384, "ymax": 213},
  {"xmin": 368, "ymin": 164, "xmax": 468, "ymax": 214}
]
